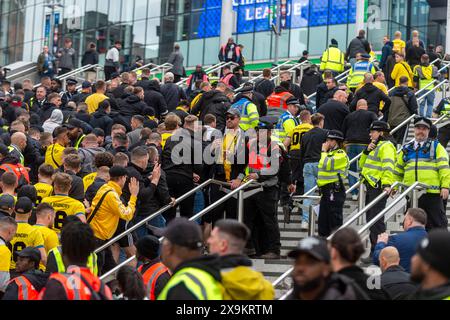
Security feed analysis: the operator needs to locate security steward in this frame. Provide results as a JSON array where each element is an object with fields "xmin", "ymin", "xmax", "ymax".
[
  {"xmin": 347, "ymin": 53, "xmax": 377, "ymax": 92},
  {"xmin": 230, "ymin": 83, "xmax": 260, "ymax": 131},
  {"xmin": 65, "ymin": 118, "xmax": 87, "ymax": 150},
  {"xmin": 317, "ymin": 130, "xmax": 349, "ymax": 237},
  {"xmin": 394, "ymin": 117, "xmax": 450, "ymax": 231},
  {"xmin": 433, "ymin": 97, "xmax": 450, "ymax": 148},
  {"xmin": 136, "ymin": 235, "xmax": 171, "ymax": 300},
  {"xmin": 60, "ymin": 78, "xmax": 78, "ymax": 108},
  {"xmin": 359, "ymin": 121, "xmax": 396, "ymax": 258},
  {"xmin": 243, "ymin": 116, "xmax": 294, "ymax": 260},
  {"xmin": 2, "ymin": 247, "xmax": 48, "ymax": 300},
  {"xmin": 320, "ymin": 39, "xmax": 345, "ymax": 77}
]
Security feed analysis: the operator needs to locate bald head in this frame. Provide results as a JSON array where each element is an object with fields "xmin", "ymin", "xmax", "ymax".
[
  {"xmin": 379, "ymin": 246, "xmax": 400, "ymax": 272},
  {"xmin": 356, "ymin": 99, "xmax": 368, "ymax": 110},
  {"xmin": 364, "ymin": 73, "xmax": 374, "ymax": 84},
  {"xmin": 11, "ymin": 132, "xmax": 27, "ymax": 151},
  {"xmin": 333, "ymin": 90, "xmax": 348, "ymax": 104}
]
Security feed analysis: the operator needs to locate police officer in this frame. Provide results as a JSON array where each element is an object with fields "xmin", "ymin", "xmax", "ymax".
[
  {"xmin": 359, "ymin": 121, "xmax": 396, "ymax": 259},
  {"xmin": 60, "ymin": 78, "xmax": 78, "ymax": 108},
  {"xmin": 317, "ymin": 130, "xmax": 349, "ymax": 237},
  {"xmin": 243, "ymin": 116, "xmax": 294, "ymax": 259},
  {"xmin": 347, "ymin": 53, "xmax": 377, "ymax": 92},
  {"xmin": 230, "ymin": 84, "xmax": 260, "ymax": 131},
  {"xmin": 394, "ymin": 117, "xmax": 450, "ymax": 231},
  {"xmin": 320, "ymin": 39, "xmax": 345, "ymax": 77},
  {"xmin": 433, "ymin": 97, "xmax": 450, "ymax": 148}
]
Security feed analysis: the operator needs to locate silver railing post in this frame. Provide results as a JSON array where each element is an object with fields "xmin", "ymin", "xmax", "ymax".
[
  {"xmin": 308, "ymin": 205, "xmax": 315, "ymax": 236},
  {"xmin": 411, "ymin": 188, "xmax": 419, "ymax": 208},
  {"xmin": 357, "ymin": 183, "xmax": 365, "ymax": 225},
  {"xmin": 238, "ymin": 189, "xmax": 245, "ymax": 223}
]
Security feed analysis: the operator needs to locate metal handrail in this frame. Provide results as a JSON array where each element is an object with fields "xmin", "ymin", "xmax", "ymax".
[
  {"xmin": 306, "ymin": 70, "xmax": 351, "ymax": 100},
  {"xmin": 33, "ymin": 64, "xmax": 101, "ymax": 89},
  {"xmin": 99, "ymin": 179, "xmax": 256, "ymax": 280},
  {"xmin": 248, "ymin": 60, "xmax": 293, "ymax": 83},
  {"xmin": 93, "ymin": 179, "xmax": 213, "ymax": 254},
  {"xmin": 417, "ymin": 79, "xmax": 448, "ymax": 103},
  {"xmin": 6, "ymin": 66, "xmax": 39, "ymax": 81},
  {"xmin": 270, "ymin": 60, "xmax": 311, "ymax": 83},
  {"xmin": 175, "ymin": 61, "xmax": 230, "ymax": 86}
]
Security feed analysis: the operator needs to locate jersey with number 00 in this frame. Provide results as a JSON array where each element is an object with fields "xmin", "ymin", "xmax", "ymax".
[
  {"xmin": 8, "ymin": 222, "xmax": 45, "ymax": 270},
  {"xmin": 41, "ymin": 196, "xmax": 86, "ymax": 233}
]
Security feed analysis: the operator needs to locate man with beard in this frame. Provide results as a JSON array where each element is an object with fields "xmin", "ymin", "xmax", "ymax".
[
  {"xmin": 286, "ymin": 236, "xmax": 368, "ymax": 300},
  {"xmin": 409, "ymin": 230, "xmax": 450, "ymax": 300}
]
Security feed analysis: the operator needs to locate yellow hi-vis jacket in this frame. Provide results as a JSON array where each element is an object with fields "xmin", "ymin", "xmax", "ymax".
[
  {"xmin": 320, "ymin": 46, "xmax": 345, "ymax": 73},
  {"xmin": 317, "ymin": 148, "xmax": 349, "ymax": 188},
  {"xmin": 360, "ymin": 140, "xmax": 397, "ymax": 188}
]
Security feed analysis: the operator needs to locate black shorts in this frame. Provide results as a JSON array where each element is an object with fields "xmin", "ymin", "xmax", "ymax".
[{"xmin": 112, "ymin": 219, "xmax": 136, "ymax": 248}]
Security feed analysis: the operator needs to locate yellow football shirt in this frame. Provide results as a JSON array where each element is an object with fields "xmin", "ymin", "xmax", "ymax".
[
  {"xmin": 288, "ymin": 123, "xmax": 314, "ymax": 151},
  {"xmin": 35, "ymin": 224, "xmax": 60, "ymax": 271},
  {"xmin": 85, "ymin": 93, "xmax": 109, "ymax": 114},
  {"xmin": 45, "ymin": 143, "xmax": 65, "ymax": 169},
  {"xmin": 392, "ymin": 39, "xmax": 405, "ymax": 54},
  {"xmin": 34, "ymin": 182, "xmax": 54, "ymax": 204},
  {"xmin": 41, "ymin": 195, "xmax": 86, "ymax": 233},
  {"xmin": 83, "ymin": 172, "xmax": 97, "ymax": 192},
  {"xmin": 0, "ymin": 243, "xmax": 11, "ymax": 272},
  {"xmin": 9, "ymin": 222, "xmax": 45, "ymax": 270}
]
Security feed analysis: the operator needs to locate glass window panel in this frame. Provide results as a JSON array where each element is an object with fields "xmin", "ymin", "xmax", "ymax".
[
  {"xmin": 237, "ymin": 3, "xmax": 254, "ymax": 34},
  {"xmin": 190, "ymin": 11, "xmax": 203, "ymax": 39},
  {"xmin": 147, "ymin": 0, "xmax": 162, "ymax": 18},
  {"xmin": 132, "ymin": 19, "xmax": 146, "ymax": 48},
  {"xmin": 206, "ymin": 0, "xmax": 221, "ymax": 9},
  {"xmin": 308, "ymin": 26, "xmax": 327, "ymax": 55},
  {"xmin": 134, "ymin": 0, "xmax": 148, "ymax": 21},
  {"xmin": 188, "ymin": 39, "xmax": 203, "ymax": 66},
  {"xmin": 254, "ymin": 2, "xmax": 269, "ymax": 32},
  {"xmin": 175, "ymin": 14, "xmax": 189, "ymax": 41},
  {"xmin": 289, "ymin": 28, "xmax": 308, "ymax": 58},
  {"xmin": 367, "ymin": 20, "xmax": 388, "ymax": 51},
  {"xmin": 271, "ymin": 30, "xmax": 289, "ymax": 59},
  {"xmin": 328, "ymin": 24, "xmax": 347, "ymax": 51},
  {"xmin": 203, "ymin": 36, "xmax": 220, "ymax": 65},
  {"xmin": 310, "ymin": 0, "xmax": 328, "ymax": 26},
  {"xmin": 146, "ymin": 18, "xmax": 160, "ymax": 44},
  {"xmin": 145, "ymin": 43, "xmax": 159, "ymax": 59},
  {"xmin": 108, "ymin": 0, "xmax": 121, "ymax": 24},
  {"xmin": 329, "ymin": 0, "xmax": 348, "ymax": 25},
  {"xmin": 236, "ymin": 33, "xmax": 254, "ymax": 63},
  {"xmin": 121, "ymin": 0, "xmax": 134, "ymax": 22},
  {"xmin": 291, "ymin": 0, "xmax": 309, "ymax": 29},
  {"xmin": 253, "ymin": 32, "xmax": 271, "ymax": 60},
  {"xmin": 86, "ymin": 0, "xmax": 97, "ymax": 12},
  {"xmin": 200, "ymin": 8, "xmax": 220, "ymax": 38},
  {"xmin": 348, "ymin": 0, "xmax": 357, "ymax": 23},
  {"xmin": 192, "ymin": 0, "xmax": 205, "ymax": 11}
]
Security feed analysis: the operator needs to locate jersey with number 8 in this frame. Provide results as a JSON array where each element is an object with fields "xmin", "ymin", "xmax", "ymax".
[
  {"xmin": 8, "ymin": 222, "xmax": 45, "ymax": 270},
  {"xmin": 41, "ymin": 195, "xmax": 86, "ymax": 233}
]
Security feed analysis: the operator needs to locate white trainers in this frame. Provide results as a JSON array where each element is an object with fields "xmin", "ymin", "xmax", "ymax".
[
  {"xmin": 301, "ymin": 221, "xmax": 309, "ymax": 230},
  {"xmin": 351, "ymin": 194, "xmax": 358, "ymax": 201}
]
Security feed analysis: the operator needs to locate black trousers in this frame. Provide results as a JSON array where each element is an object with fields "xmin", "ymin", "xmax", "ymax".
[
  {"xmin": 365, "ymin": 184, "xmax": 387, "ymax": 253},
  {"xmin": 164, "ymin": 173, "xmax": 195, "ymax": 222},
  {"xmin": 244, "ymin": 186, "xmax": 281, "ymax": 256},
  {"xmin": 59, "ymin": 67, "xmax": 72, "ymax": 76},
  {"xmin": 438, "ymin": 123, "xmax": 450, "ymax": 149},
  {"xmin": 104, "ymin": 66, "xmax": 117, "ymax": 81},
  {"xmin": 318, "ymin": 184, "xmax": 345, "ymax": 237},
  {"xmin": 94, "ymin": 238, "xmax": 117, "ymax": 276},
  {"xmin": 418, "ymin": 193, "xmax": 448, "ymax": 231},
  {"xmin": 203, "ymin": 183, "xmax": 238, "ymax": 224}
]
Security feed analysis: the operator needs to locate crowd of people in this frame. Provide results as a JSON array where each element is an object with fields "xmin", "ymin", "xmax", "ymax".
[{"xmin": 0, "ymin": 28, "xmax": 449, "ymax": 301}]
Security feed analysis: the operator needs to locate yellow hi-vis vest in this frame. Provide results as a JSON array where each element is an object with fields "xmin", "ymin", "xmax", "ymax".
[
  {"xmin": 157, "ymin": 267, "xmax": 223, "ymax": 300},
  {"xmin": 320, "ymin": 46, "xmax": 345, "ymax": 73},
  {"xmin": 394, "ymin": 140, "xmax": 450, "ymax": 194},
  {"xmin": 317, "ymin": 148, "xmax": 349, "ymax": 188},
  {"xmin": 49, "ymin": 246, "xmax": 98, "ymax": 276},
  {"xmin": 360, "ymin": 140, "xmax": 397, "ymax": 188},
  {"xmin": 414, "ymin": 64, "xmax": 438, "ymax": 90}
]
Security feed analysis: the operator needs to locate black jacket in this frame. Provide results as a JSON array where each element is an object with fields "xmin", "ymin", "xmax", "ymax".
[
  {"xmin": 161, "ymin": 82, "xmax": 187, "ymax": 112},
  {"xmin": 346, "ymin": 36, "xmax": 371, "ymax": 60},
  {"xmin": 300, "ymin": 127, "xmax": 328, "ymax": 164},
  {"xmin": 144, "ymin": 81, "xmax": 168, "ymax": 119},
  {"xmin": 301, "ymin": 68, "xmax": 323, "ymax": 96},
  {"xmin": 119, "ymin": 94, "xmax": 148, "ymax": 120},
  {"xmin": 317, "ymin": 99, "xmax": 350, "ymax": 131},
  {"xmin": 64, "ymin": 169, "xmax": 85, "ymax": 202},
  {"xmin": 381, "ymin": 265, "xmax": 417, "ymax": 300},
  {"xmin": 350, "ymin": 83, "xmax": 391, "ymax": 114},
  {"xmin": 254, "ymin": 78, "xmax": 275, "ymax": 99},
  {"xmin": 162, "ymin": 129, "xmax": 203, "ymax": 180},
  {"xmin": 135, "ymin": 77, "xmax": 152, "ymax": 91},
  {"xmin": 211, "ymin": 131, "xmax": 248, "ymax": 181},
  {"xmin": 38, "ymin": 102, "xmax": 57, "ymax": 124},
  {"xmin": 164, "ymin": 255, "xmax": 222, "ymax": 300},
  {"xmin": 85, "ymin": 177, "xmax": 107, "ymax": 205},
  {"xmin": 289, "ymin": 82, "xmax": 306, "ymax": 105},
  {"xmin": 72, "ymin": 92, "xmax": 91, "ymax": 104},
  {"xmin": 287, "ymin": 273, "xmax": 368, "ymax": 300},
  {"xmin": 112, "ymin": 83, "xmax": 129, "ymax": 100},
  {"xmin": 251, "ymin": 90, "xmax": 267, "ymax": 117},
  {"xmin": 342, "ymin": 109, "xmax": 378, "ymax": 144},
  {"xmin": 192, "ymin": 90, "xmax": 231, "ymax": 133},
  {"xmin": 90, "ymin": 109, "xmax": 113, "ymax": 136},
  {"xmin": 81, "ymin": 49, "xmax": 99, "ymax": 67},
  {"xmin": 408, "ymin": 283, "xmax": 450, "ymax": 300},
  {"xmin": 316, "ymin": 83, "xmax": 337, "ymax": 108},
  {"xmin": 2, "ymin": 271, "xmax": 49, "ymax": 300},
  {"xmin": 74, "ymin": 111, "xmax": 91, "ymax": 124},
  {"xmin": 338, "ymin": 266, "xmax": 388, "ymax": 300},
  {"xmin": 406, "ymin": 46, "xmax": 426, "ymax": 69}
]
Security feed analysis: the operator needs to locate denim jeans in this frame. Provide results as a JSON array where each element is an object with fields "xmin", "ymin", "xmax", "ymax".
[
  {"xmin": 345, "ymin": 144, "xmax": 367, "ymax": 195},
  {"xmin": 193, "ymin": 191, "xmax": 205, "ymax": 225},
  {"xmin": 419, "ymin": 90, "xmax": 435, "ymax": 118},
  {"xmin": 303, "ymin": 162, "xmax": 319, "ymax": 223},
  {"xmin": 134, "ymin": 214, "xmax": 166, "ymax": 240}
]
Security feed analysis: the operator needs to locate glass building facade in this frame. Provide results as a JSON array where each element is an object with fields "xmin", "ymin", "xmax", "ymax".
[{"xmin": 0, "ymin": 0, "xmax": 446, "ymax": 68}]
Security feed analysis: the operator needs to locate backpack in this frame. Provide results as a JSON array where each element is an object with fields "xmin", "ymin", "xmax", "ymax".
[
  {"xmin": 0, "ymin": 163, "xmax": 30, "ymax": 187},
  {"xmin": 388, "ymin": 94, "xmax": 411, "ymax": 127}
]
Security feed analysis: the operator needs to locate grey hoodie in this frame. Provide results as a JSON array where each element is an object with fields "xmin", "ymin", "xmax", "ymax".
[
  {"xmin": 78, "ymin": 147, "xmax": 106, "ymax": 174},
  {"xmin": 43, "ymin": 109, "xmax": 64, "ymax": 134}
]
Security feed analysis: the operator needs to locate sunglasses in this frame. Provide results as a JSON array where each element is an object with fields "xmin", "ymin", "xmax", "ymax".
[{"xmin": 226, "ymin": 116, "xmax": 237, "ymax": 120}]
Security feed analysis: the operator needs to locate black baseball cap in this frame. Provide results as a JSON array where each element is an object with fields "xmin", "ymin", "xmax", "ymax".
[
  {"xmin": 109, "ymin": 166, "xmax": 128, "ymax": 178},
  {"xmin": 416, "ymin": 230, "xmax": 450, "ymax": 278},
  {"xmin": 93, "ymin": 128, "xmax": 105, "ymax": 137},
  {"xmin": 0, "ymin": 194, "xmax": 15, "ymax": 210},
  {"xmin": 288, "ymin": 237, "xmax": 331, "ymax": 263},
  {"xmin": 414, "ymin": 117, "xmax": 432, "ymax": 129},
  {"xmin": 162, "ymin": 218, "xmax": 203, "ymax": 250},
  {"xmin": 16, "ymin": 247, "xmax": 41, "ymax": 267},
  {"xmin": 82, "ymin": 81, "xmax": 91, "ymax": 89},
  {"xmin": 15, "ymin": 197, "xmax": 34, "ymax": 214},
  {"xmin": 136, "ymin": 235, "xmax": 161, "ymax": 260}
]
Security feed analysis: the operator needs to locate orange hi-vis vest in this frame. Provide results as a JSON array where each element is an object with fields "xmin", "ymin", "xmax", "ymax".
[
  {"xmin": 39, "ymin": 267, "xmax": 112, "ymax": 300},
  {"xmin": 267, "ymin": 91, "xmax": 293, "ymax": 111},
  {"xmin": 138, "ymin": 262, "xmax": 169, "ymax": 300},
  {"xmin": 247, "ymin": 142, "xmax": 273, "ymax": 174},
  {"xmin": 8, "ymin": 276, "xmax": 39, "ymax": 300},
  {"xmin": 221, "ymin": 74, "xmax": 234, "ymax": 87}
]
